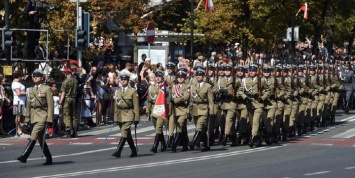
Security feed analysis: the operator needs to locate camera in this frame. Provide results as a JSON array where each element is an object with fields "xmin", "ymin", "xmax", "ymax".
[{"xmin": 35, "ymin": 2, "xmax": 61, "ymax": 12}]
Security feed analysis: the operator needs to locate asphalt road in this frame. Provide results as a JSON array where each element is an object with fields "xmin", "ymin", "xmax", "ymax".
[{"xmin": 1, "ymin": 110, "xmax": 355, "ymax": 178}]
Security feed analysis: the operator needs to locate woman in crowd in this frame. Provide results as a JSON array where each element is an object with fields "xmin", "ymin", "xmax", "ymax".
[
  {"xmin": 0, "ymin": 74, "xmax": 10, "ymax": 135},
  {"xmin": 95, "ymin": 69, "xmax": 109, "ymax": 125},
  {"xmin": 11, "ymin": 73, "xmax": 28, "ymax": 137}
]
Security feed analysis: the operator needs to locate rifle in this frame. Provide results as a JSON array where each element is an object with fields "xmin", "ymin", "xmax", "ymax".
[
  {"xmin": 258, "ymin": 62, "xmax": 263, "ymax": 99},
  {"xmin": 305, "ymin": 61, "xmax": 310, "ymax": 94},
  {"xmin": 274, "ymin": 61, "xmax": 278, "ymax": 98},
  {"xmin": 232, "ymin": 61, "xmax": 236, "ymax": 97}
]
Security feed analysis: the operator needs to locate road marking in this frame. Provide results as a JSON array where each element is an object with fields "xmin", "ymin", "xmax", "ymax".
[
  {"xmin": 145, "ymin": 125, "xmax": 196, "ymax": 137},
  {"xmin": 323, "ymin": 129, "xmax": 330, "ymax": 132},
  {"xmin": 0, "ymin": 143, "xmax": 13, "ymax": 145},
  {"xmin": 111, "ymin": 126, "xmax": 156, "ymax": 137},
  {"xmin": 317, "ymin": 132, "xmax": 324, "ymax": 134},
  {"xmin": 310, "ymin": 134, "xmax": 317, "ymax": 136},
  {"xmin": 96, "ymin": 138, "xmax": 115, "ymax": 140},
  {"xmin": 331, "ymin": 128, "xmax": 355, "ymax": 139},
  {"xmin": 304, "ymin": 171, "xmax": 331, "ymax": 176},
  {"xmin": 340, "ymin": 116, "xmax": 355, "ymax": 122},
  {"xmin": 349, "ymin": 118, "xmax": 355, "ymax": 122},
  {"xmin": 36, "ymin": 143, "xmax": 54, "ymax": 146},
  {"xmin": 80, "ymin": 126, "xmax": 120, "ymax": 136},
  {"xmin": 345, "ymin": 167, "xmax": 355, "ymax": 170},
  {"xmin": 32, "ymin": 145, "xmax": 286, "ymax": 178},
  {"xmin": 302, "ymin": 136, "xmax": 311, "ymax": 138},
  {"xmin": 70, "ymin": 143, "xmax": 93, "ymax": 145},
  {"xmin": 311, "ymin": 143, "xmax": 333, "ymax": 146}
]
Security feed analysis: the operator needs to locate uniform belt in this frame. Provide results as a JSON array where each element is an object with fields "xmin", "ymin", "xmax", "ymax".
[
  {"xmin": 31, "ymin": 106, "xmax": 48, "ymax": 110},
  {"xmin": 66, "ymin": 95, "xmax": 76, "ymax": 98},
  {"xmin": 246, "ymin": 94, "xmax": 259, "ymax": 98},
  {"xmin": 118, "ymin": 106, "xmax": 133, "ymax": 110},
  {"xmin": 193, "ymin": 102, "xmax": 208, "ymax": 104}
]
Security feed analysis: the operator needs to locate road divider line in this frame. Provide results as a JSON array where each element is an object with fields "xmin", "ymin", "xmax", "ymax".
[
  {"xmin": 304, "ymin": 171, "xmax": 331, "ymax": 176},
  {"xmin": 70, "ymin": 143, "xmax": 93, "ymax": 145},
  {"xmin": 345, "ymin": 166, "xmax": 355, "ymax": 170},
  {"xmin": 340, "ymin": 116, "xmax": 355, "ymax": 122},
  {"xmin": 310, "ymin": 143, "xmax": 333, "ymax": 146},
  {"xmin": 32, "ymin": 145, "xmax": 286, "ymax": 178},
  {"xmin": 331, "ymin": 128, "xmax": 355, "ymax": 139}
]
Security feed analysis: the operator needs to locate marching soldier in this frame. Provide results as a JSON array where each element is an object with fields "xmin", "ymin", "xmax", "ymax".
[
  {"xmin": 339, "ymin": 61, "xmax": 353, "ymax": 114},
  {"xmin": 147, "ymin": 70, "xmax": 168, "ymax": 153},
  {"xmin": 297, "ymin": 65, "xmax": 308, "ymax": 135},
  {"xmin": 322, "ymin": 64, "xmax": 332, "ymax": 126},
  {"xmin": 309, "ymin": 65, "xmax": 320, "ymax": 131},
  {"xmin": 289, "ymin": 65, "xmax": 300, "ymax": 137},
  {"xmin": 273, "ymin": 64, "xmax": 285, "ymax": 143},
  {"xmin": 330, "ymin": 64, "xmax": 342, "ymax": 124},
  {"xmin": 235, "ymin": 65, "xmax": 250, "ymax": 144},
  {"xmin": 189, "ymin": 69, "xmax": 214, "ymax": 152},
  {"xmin": 239, "ymin": 64, "xmax": 270, "ymax": 147},
  {"xmin": 206, "ymin": 64, "xmax": 219, "ymax": 145},
  {"xmin": 165, "ymin": 62, "xmax": 176, "ymax": 148},
  {"xmin": 112, "ymin": 72, "xmax": 139, "ymax": 158},
  {"xmin": 17, "ymin": 69, "xmax": 53, "ymax": 165},
  {"xmin": 316, "ymin": 64, "xmax": 326, "ymax": 127},
  {"xmin": 59, "ymin": 68, "xmax": 78, "ymax": 138},
  {"xmin": 261, "ymin": 65, "xmax": 276, "ymax": 144},
  {"xmin": 218, "ymin": 64, "xmax": 238, "ymax": 146},
  {"xmin": 170, "ymin": 70, "xmax": 190, "ymax": 152},
  {"xmin": 281, "ymin": 66, "xmax": 293, "ymax": 141}
]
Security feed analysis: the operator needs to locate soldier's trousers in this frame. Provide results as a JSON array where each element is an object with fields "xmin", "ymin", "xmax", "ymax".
[
  {"xmin": 248, "ymin": 107, "xmax": 263, "ymax": 136},
  {"xmin": 290, "ymin": 100, "xmax": 299, "ymax": 127},
  {"xmin": 317, "ymin": 95, "xmax": 326, "ymax": 121},
  {"xmin": 30, "ymin": 121, "xmax": 46, "ymax": 142},
  {"xmin": 171, "ymin": 115, "xmax": 187, "ymax": 133},
  {"xmin": 298, "ymin": 99, "xmax": 308, "ymax": 127},
  {"xmin": 168, "ymin": 114, "xmax": 175, "ymax": 137},
  {"xmin": 236, "ymin": 108, "xmax": 249, "ymax": 135},
  {"xmin": 345, "ymin": 90, "xmax": 352, "ymax": 104},
  {"xmin": 217, "ymin": 109, "xmax": 225, "ymax": 134},
  {"xmin": 222, "ymin": 109, "xmax": 236, "ymax": 135},
  {"xmin": 273, "ymin": 102, "xmax": 283, "ymax": 135},
  {"xmin": 283, "ymin": 100, "xmax": 293, "ymax": 130},
  {"xmin": 152, "ymin": 116, "xmax": 165, "ymax": 134},
  {"xmin": 311, "ymin": 97, "xmax": 319, "ymax": 122},
  {"xmin": 63, "ymin": 98, "xmax": 77, "ymax": 131},
  {"xmin": 118, "ymin": 121, "xmax": 133, "ymax": 138},
  {"xmin": 193, "ymin": 115, "xmax": 207, "ymax": 132},
  {"xmin": 262, "ymin": 108, "xmax": 275, "ymax": 133},
  {"xmin": 331, "ymin": 92, "xmax": 340, "ymax": 115}
]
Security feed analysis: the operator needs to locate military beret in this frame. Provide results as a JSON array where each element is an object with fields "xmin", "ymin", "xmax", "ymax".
[
  {"xmin": 195, "ymin": 69, "xmax": 206, "ymax": 76},
  {"xmin": 32, "ymin": 69, "xmax": 44, "ymax": 76},
  {"xmin": 166, "ymin": 62, "xmax": 176, "ymax": 69},
  {"xmin": 176, "ymin": 70, "xmax": 187, "ymax": 77},
  {"xmin": 155, "ymin": 70, "xmax": 165, "ymax": 77},
  {"xmin": 64, "ymin": 68, "xmax": 72, "ymax": 73}
]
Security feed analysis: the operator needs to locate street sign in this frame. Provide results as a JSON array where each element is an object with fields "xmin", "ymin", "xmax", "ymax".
[
  {"xmin": 146, "ymin": 22, "xmax": 155, "ymax": 44},
  {"xmin": 285, "ymin": 26, "xmax": 299, "ymax": 42},
  {"xmin": 3, "ymin": 66, "xmax": 12, "ymax": 76}
]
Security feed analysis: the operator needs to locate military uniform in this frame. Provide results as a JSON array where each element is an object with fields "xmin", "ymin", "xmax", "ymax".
[
  {"xmin": 60, "ymin": 69, "xmax": 78, "ymax": 137},
  {"xmin": 235, "ymin": 66, "xmax": 249, "ymax": 144},
  {"xmin": 239, "ymin": 64, "xmax": 270, "ymax": 148},
  {"xmin": 218, "ymin": 64, "xmax": 237, "ymax": 146},
  {"xmin": 340, "ymin": 62, "xmax": 354, "ymax": 114},
  {"xmin": 17, "ymin": 69, "xmax": 53, "ymax": 165},
  {"xmin": 206, "ymin": 64, "xmax": 219, "ymax": 145},
  {"xmin": 170, "ymin": 70, "xmax": 190, "ymax": 152},
  {"xmin": 189, "ymin": 69, "xmax": 214, "ymax": 152},
  {"xmin": 289, "ymin": 65, "xmax": 300, "ymax": 137},
  {"xmin": 281, "ymin": 66, "xmax": 294, "ymax": 141},
  {"xmin": 273, "ymin": 65, "xmax": 286, "ymax": 143},
  {"xmin": 112, "ymin": 73, "xmax": 139, "ymax": 158},
  {"xmin": 148, "ymin": 70, "xmax": 168, "ymax": 153},
  {"xmin": 165, "ymin": 62, "xmax": 176, "ymax": 148},
  {"xmin": 309, "ymin": 66, "xmax": 320, "ymax": 131},
  {"xmin": 297, "ymin": 65, "xmax": 308, "ymax": 135}
]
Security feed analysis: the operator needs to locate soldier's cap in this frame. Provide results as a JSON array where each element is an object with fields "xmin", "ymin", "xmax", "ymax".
[
  {"xmin": 197, "ymin": 55, "xmax": 204, "ymax": 60},
  {"xmin": 208, "ymin": 64, "xmax": 215, "ymax": 70},
  {"xmin": 155, "ymin": 70, "xmax": 165, "ymax": 77},
  {"xmin": 32, "ymin": 69, "xmax": 44, "ymax": 77},
  {"xmin": 166, "ymin": 62, "xmax": 176, "ymax": 69},
  {"xmin": 249, "ymin": 64, "xmax": 258, "ymax": 71},
  {"xmin": 275, "ymin": 65, "xmax": 282, "ymax": 72},
  {"xmin": 120, "ymin": 72, "xmax": 131, "ymax": 80},
  {"xmin": 309, "ymin": 65, "xmax": 316, "ymax": 70},
  {"xmin": 282, "ymin": 66, "xmax": 290, "ymax": 72},
  {"xmin": 180, "ymin": 67, "xmax": 188, "ymax": 72},
  {"xmin": 236, "ymin": 65, "xmax": 245, "ymax": 72},
  {"xmin": 263, "ymin": 65, "xmax": 272, "ymax": 72},
  {"xmin": 64, "ymin": 68, "xmax": 72, "ymax": 74},
  {"xmin": 224, "ymin": 64, "xmax": 233, "ymax": 70},
  {"xmin": 194, "ymin": 64, "xmax": 205, "ymax": 71},
  {"xmin": 298, "ymin": 65, "xmax": 305, "ymax": 71},
  {"xmin": 195, "ymin": 69, "xmax": 206, "ymax": 76},
  {"xmin": 344, "ymin": 61, "xmax": 350, "ymax": 66},
  {"xmin": 176, "ymin": 70, "xmax": 187, "ymax": 78}
]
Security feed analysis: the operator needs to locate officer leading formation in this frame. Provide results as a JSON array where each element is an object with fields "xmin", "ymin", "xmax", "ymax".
[{"xmin": 17, "ymin": 54, "xmax": 350, "ymax": 164}]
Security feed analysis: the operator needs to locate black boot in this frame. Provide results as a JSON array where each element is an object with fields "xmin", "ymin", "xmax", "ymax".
[
  {"xmin": 17, "ymin": 140, "xmax": 36, "ymax": 163},
  {"xmin": 159, "ymin": 134, "xmax": 167, "ymax": 152},
  {"xmin": 61, "ymin": 130, "xmax": 71, "ymax": 138},
  {"xmin": 265, "ymin": 132, "xmax": 272, "ymax": 145},
  {"xmin": 127, "ymin": 137, "xmax": 137, "ymax": 157},
  {"xmin": 181, "ymin": 132, "xmax": 188, "ymax": 152},
  {"xmin": 71, "ymin": 129, "xmax": 78, "ymax": 138},
  {"xmin": 288, "ymin": 126, "xmax": 294, "ymax": 138},
  {"xmin": 150, "ymin": 134, "xmax": 160, "ymax": 153},
  {"xmin": 201, "ymin": 132, "xmax": 210, "ymax": 152},
  {"xmin": 221, "ymin": 134, "xmax": 227, "ymax": 146},
  {"xmin": 171, "ymin": 133, "xmax": 181, "ymax": 152},
  {"xmin": 40, "ymin": 142, "xmax": 52, "ymax": 165},
  {"xmin": 189, "ymin": 131, "xmax": 201, "ymax": 150},
  {"xmin": 330, "ymin": 114, "xmax": 335, "ymax": 125},
  {"xmin": 297, "ymin": 125, "xmax": 303, "ymax": 136},
  {"xmin": 310, "ymin": 121, "xmax": 315, "ymax": 132},
  {"xmin": 236, "ymin": 133, "xmax": 242, "ymax": 145},
  {"xmin": 214, "ymin": 128, "xmax": 220, "ymax": 138},
  {"xmin": 230, "ymin": 135, "xmax": 238, "ymax": 147},
  {"xmin": 167, "ymin": 135, "xmax": 174, "ymax": 149},
  {"xmin": 272, "ymin": 132, "xmax": 278, "ymax": 144},
  {"xmin": 249, "ymin": 135, "xmax": 254, "ymax": 148},
  {"xmin": 282, "ymin": 129, "xmax": 288, "ymax": 142},
  {"xmin": 112, "ymin": 137, "xmax": 127, "ymax": 157}
]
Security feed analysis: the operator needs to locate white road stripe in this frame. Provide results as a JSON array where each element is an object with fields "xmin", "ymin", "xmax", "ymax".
[
  {"xmin": 36, "ymin": 143, "xmax": 54, "ymax": 146},
  {"xmin": 145, "ymin": 125, "xmax": 196, "ymax": 137},
  {"xmin": 70, "ymin": 143, "xmax": 93, "ymax": 145},
  {"xmin": 340, "ymin": 116, "xmax": 355, "ymax": 122},
  {"xmin": 331, "ymin": 128, "xmax": 355, "ymax": 139},
  {"xmin": 349, "ymin": 118, "xmax": 355, "ymax": 122},
  {"xmin": 96, "ymin": 138, "xmax": 115, "ymax": 140},
  {"xmin": 311, "ymin": 143, "xmax": 333, "ymax": 146},
  {"xmin": 345, "ymin": 167, "xmax": 355, "ymax": 170},
  {"xmin": 304, "ymin": 171, "xmax": 330, "ymax": 176},
  {"xmin": 32, "ymin": 145, "xmax": 286, "ymax": 178},
  {"xmin": 0, "ymin": 143, "xmax": 13, "ymax": 146},
  {"xmin": 111, "ymin": 126, "xmax": 156, "ymax": 137}
]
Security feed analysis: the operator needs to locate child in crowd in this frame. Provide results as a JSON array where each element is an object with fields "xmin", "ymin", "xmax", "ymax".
[{"xmin": 82, "ymin": 84, "xmax": 92, "ymax": 128}]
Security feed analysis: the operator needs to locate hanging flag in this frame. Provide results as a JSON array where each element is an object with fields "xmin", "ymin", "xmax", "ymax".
[
  {"xmin": 299, "ymin": 3, "xmax": 308, "ymax": 20},
  {"xmin": 204, "ymin": 0, "xmax": 214, "ymax": 12},
  {"xmin": 152, "ymin": 89, "xmax": 167, "ymax": 119}
]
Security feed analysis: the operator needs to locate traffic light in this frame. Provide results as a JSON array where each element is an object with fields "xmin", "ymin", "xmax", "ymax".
[
  {"xmin": 75, "ymin": 10, "xmax": 91, "ymax": 48},
  {"xmin": 2, "ymin": 29, "xmax": 14, "ymax": 63}
]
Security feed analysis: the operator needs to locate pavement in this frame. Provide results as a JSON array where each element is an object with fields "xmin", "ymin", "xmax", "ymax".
[{"xmin": 1, "ymin": 110, "xmax": 355, "ymax": 178}]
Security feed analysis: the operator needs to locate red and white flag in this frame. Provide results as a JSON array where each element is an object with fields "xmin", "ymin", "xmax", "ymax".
[
  {"xmin": 204, "ymin": 0, "xmax": 214, "ymax": 12},
  {"xmin": 152, "ymin": 89, "xmax": 167, "ymax": 119},
  {"xmin": 299, "ymin": 3, "xmax": 308, "ymax": 20}
]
